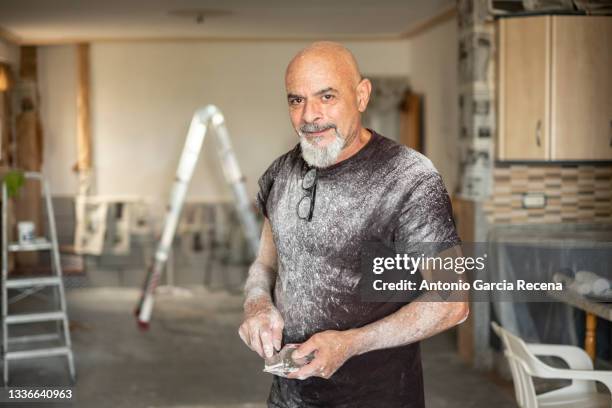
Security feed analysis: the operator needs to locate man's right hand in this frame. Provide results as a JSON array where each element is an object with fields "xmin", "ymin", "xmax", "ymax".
[{"xmin": 239, "ymin": 296, "xmax": 284, "ymax": 358}]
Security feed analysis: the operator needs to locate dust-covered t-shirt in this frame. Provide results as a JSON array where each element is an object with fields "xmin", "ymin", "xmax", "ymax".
[{"xmin": 256, "ymin": 130, "xmax": 460, "ymax": 408}]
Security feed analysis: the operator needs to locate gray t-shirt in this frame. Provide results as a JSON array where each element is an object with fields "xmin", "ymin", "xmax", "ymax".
[{"xmin": 256, "ymin": 130, "xmax": 460, "ymax": 408}]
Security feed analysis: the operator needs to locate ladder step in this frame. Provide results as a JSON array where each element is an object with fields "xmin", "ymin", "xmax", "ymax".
[
  {"xmin": 8, "ymin": 240, "xmax": 53, "ymax": 252},
  {"xmin": 6, "ymin": 276, "xmax": 62, "ymax": 289},
  {"xmin": 8, "ymin": 333, "xmax": 61, "ymax": 344},
  {"xmin": 5, "ymin": 346, "xmax": 70, "ymax": 361},
  {"xmin": 5, "ymin": 311, "xmax": 66, "ymax": 324}
]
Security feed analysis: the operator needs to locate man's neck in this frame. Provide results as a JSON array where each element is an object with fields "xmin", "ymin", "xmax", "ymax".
[{"xmin": 334, "ymin": 127, "xmax": 372, "ymax": 165}]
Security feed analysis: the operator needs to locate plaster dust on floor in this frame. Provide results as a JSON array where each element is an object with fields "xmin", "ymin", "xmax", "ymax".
[{"xmin": 4, "ymin": 284, "xmax": 515, "ymax": 407}]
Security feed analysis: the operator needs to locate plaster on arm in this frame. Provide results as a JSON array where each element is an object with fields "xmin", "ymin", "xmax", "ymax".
[
  {"xmin": 243, "ymin": 218, "xmax": 278, "ymax": 308},
  {"xmin": 350, "ymin": 293, "xmax": 468, "ymax": 356},
  {"xmin": 239, "ymin": 218, "xmax": 284, "ymax": 358}
]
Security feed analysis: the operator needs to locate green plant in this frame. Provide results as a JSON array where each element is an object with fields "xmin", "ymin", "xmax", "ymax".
[{"xmin": 3, "ymin": 170, "xmax": 25, "ymax": 198}]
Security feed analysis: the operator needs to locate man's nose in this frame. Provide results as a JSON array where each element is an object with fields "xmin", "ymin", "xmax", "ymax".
[{"xmin": 301, "ymin": 99, "xmax": 322, "ymax": 124}]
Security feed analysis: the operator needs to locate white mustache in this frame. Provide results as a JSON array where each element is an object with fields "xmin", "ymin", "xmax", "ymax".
[{"xmin": 299, "ymin": 123, "xmax": 336, "ymax": 133}]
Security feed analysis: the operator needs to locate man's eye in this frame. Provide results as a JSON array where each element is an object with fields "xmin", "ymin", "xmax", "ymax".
[
  {"xmin": 289, "ymin": 98, "xmax": 303, "ymax": 105},
  {"xmin": 322, "ymin": 94, "xmax": 334, "ymax": 101}
]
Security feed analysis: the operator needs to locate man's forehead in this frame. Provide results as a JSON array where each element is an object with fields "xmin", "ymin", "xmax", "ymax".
[
  {"xmin": 286, "ymin": 74, "xmax": 341, "ymax": 95},
  {"xmin": 285, "ymin": 58, "xmax": 354, "ymax": 94}
]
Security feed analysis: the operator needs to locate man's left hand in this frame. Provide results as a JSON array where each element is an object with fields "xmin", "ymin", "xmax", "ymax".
[{"xmin": 286, "ymin": 330, "xmax": 358, "ymax": 380}]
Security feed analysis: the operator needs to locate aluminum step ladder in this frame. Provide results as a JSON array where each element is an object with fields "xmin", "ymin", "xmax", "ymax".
[
  {"xmin": 1, "ymin": 172, "xmax": 75, "ymax": 385},
  {"xmin": 135, "ymin": 105, "xmax": 260, "ymax": 329}
]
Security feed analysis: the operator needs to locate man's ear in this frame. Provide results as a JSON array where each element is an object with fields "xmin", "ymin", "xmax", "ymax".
[{"xmin": 356, "ymin": 78, "xmax": 372, "ymax": 113}]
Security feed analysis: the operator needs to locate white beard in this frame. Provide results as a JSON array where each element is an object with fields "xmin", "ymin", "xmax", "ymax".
[{"xmin": 299, "ymin": 129, "xmax": 345, "ymax": 168}]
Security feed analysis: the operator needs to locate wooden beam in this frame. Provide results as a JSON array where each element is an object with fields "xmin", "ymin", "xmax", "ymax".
[
  {"xmin": 76, "ymin": 43, "xmax": 92, "ymax": 173},
  {"xmin": 399, "ymin": 91, "xmax": 423, "ymax": 152},
  {"xmin": 585, "ymin": 312, "xmax": 597, "ymax": 361},
  {"xmin": 19, "ymin": 46, "xmax": 37, "ymax": 80}
]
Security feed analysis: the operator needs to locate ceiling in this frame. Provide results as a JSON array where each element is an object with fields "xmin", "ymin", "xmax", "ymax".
[{"xmin": 0, "ymin": 0, "xmax": 455, "ymax": 44}]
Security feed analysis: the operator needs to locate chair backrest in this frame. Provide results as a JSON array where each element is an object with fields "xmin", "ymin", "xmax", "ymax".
[
  {"xmin": 503, "ymin": 326, "xmax": 554, "ymax": 377},
  {"xmin": 492, "ymin": 322, "xmax": 540, "ymax": 408},
  {"xmin": 505, "ymin": 352, "xmax": 540, "ymax": 408}
]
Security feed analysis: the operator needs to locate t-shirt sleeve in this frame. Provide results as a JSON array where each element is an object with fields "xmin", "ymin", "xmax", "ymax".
[
  {"xmin": 255, "ymin": 157, "xmax": 282, "ymax": 219},
  {"xmin": 394, "ymin": 172, "xmax": 461, "ymax": 256}
]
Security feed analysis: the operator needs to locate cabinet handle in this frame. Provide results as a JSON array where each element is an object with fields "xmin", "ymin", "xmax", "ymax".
[
  {"xmin": 609, "ymin": 120, "xmax": 612, "ymax": 147},
  {"xmin": 535, "ymin": 120, "xmax": 542, "ymax": 147}
]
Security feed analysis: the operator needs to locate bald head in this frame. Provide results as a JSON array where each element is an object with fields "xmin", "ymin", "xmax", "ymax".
[
  {"xmin": 286, "ymin": 41, "xmax": 362, "ymax": 87},
  {"xmin": 284, "ymin": 41, "xmax": 372, "ymax": 168}
]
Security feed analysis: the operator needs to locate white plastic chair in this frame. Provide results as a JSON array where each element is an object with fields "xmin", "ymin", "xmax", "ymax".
[{"xmin": 491, "ymin": 322, "xmax": 612, "ymax": 408}]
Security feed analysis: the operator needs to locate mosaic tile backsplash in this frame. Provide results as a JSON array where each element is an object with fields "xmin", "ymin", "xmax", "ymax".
[{"xmin": 483, "ymin": 164, "xmax": 612, "ymax": 224}]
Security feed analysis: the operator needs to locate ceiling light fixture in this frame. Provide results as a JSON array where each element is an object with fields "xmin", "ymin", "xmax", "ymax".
[{"xmin": 168, "ymin": 9, "xmax": 232, "ymax": 25}]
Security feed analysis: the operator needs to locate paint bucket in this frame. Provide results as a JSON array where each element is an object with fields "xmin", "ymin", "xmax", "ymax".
[{"xmin": 17, "ymin": 221, "xmax": 36, "ymax": 244}]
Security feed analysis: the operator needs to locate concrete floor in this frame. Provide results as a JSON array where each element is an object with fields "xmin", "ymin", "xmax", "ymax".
[{"xmin": 4, "ymin": 280, "xmax": 518, "ymax": 408}]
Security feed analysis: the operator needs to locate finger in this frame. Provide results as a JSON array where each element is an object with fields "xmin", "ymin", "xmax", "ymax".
[
  {"xmin": 271, "ymin": 324, "xmax": 283, "ymax": 352},
  {"xmin": 317, "ymin": 365, "xmax": 331, "ymax": 379},
  {"xmin": 260, "ymin": 330, "xmax": 274, "ymax": 358},
  {"xmin": 249, "ymin": 327, "xmax": 264, "ymax": 358},
  {"xmin": 287, "ymin": 356, "xmax": 322, "ymax": 380},
  {"xmin": 293, "ymin": 338, "xmax": 318, "ymax": 359}
]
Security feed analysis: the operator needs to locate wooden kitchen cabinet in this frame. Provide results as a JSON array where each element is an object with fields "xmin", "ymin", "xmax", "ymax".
[{"xmin": 497, "ymin": 15, "xmax": 612, "ymax": 161}]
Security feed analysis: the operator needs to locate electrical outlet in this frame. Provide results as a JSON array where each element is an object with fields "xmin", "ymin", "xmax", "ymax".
[{"xmin": 522, "ymin": 193, "xmax": 546, "ymax": 209}]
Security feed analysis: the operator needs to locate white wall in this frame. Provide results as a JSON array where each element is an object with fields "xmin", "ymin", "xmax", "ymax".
[
  {"xmin": 38, "ymin": 40, "xmax": 410, "ymax": 199},
  {"xmin": 36, "ymin": 24, "xmax": 458, "ymax": 199},
  {"xmin": 406, "ymin": 17, "xmax": 459, "ymax": 193}
]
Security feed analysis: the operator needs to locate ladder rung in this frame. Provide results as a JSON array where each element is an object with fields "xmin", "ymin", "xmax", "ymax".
[
  {"xmin": 8, "ymin": 333, "xmax": 61, "ymax": 344},
  {"xmin": 5, "ymin": 346, "xmax": 70, "ymax": 360},
  {"xmin": 6, "ymin": 276, "xmax": 62, "ymax": 289},
  {"xmin": 8, "ymin": 241, "xmax": 53, "ymax": 252},
  {"xmin": 5, "ymin": 311, "xmax": 66, "ymax": 324}
]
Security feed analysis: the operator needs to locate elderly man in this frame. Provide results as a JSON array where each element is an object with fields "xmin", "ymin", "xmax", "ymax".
[{"xmin": 238, "ymin": 41, "xmax": 468, "ymax": 408}]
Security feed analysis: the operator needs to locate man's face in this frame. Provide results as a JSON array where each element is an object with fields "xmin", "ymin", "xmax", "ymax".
[{"xmin": 285, "ymin": 57, "xmax": 365, "ymax": 168}]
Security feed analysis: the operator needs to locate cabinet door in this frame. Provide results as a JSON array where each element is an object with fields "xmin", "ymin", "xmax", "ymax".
[
  {"xmin": 551, "ymin": 16, "xmax": 612, "ymax": 160},
  {"xmin": 498, "ymin": 16, "xmax": 550, "ymax": 160}
]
